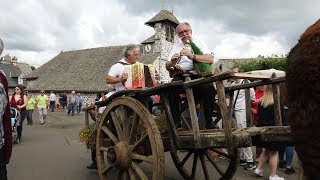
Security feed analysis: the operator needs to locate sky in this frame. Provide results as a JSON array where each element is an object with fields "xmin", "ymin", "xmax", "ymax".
[{"xmin": 0, "ymin": 0, "xmax": 319, "ymax": 67}]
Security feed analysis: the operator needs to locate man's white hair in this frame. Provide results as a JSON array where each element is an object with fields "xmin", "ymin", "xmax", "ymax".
[{"xmin": 176, "ymin": 22, "xmax": 192, "ymax": 33}]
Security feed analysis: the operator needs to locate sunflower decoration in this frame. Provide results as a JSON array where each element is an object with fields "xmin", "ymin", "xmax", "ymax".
[
  {"xmin": 79, "ymin": 123, "xmax": 97, "ymax": 149},
  {"xmin": 135, "ymin": 111, "xmax": 168, "ymax": 135}
]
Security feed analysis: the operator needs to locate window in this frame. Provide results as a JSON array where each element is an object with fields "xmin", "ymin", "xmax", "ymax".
[{"xmin": 165, "ymin": 26, "xmax": 174, "ymax": 42}]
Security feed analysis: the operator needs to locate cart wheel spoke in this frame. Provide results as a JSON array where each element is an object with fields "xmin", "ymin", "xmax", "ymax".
[
  {"xmin": 180, "ymin": 151, "xmax": 193, "ymax": 167},
  {"xmin": 119, "ymin": 105, "xmax": 128, "ymax": 123},
  {"xmin": 111, "ymin": 111, "xmax": 123, "ymax": 141},
  {"xmin": 128, "ymin": 167, "xmax": 136, "ymax": 180},
  {"xmin": 122, "ymin": 170, "xmax": 129, "ymax": 180},
  {"xmin": 131, "ymin": 133, "xmax": 147, "ymax": 151},
  {"xmin": 115, "ymin": 169, "xmax": 121, "ymax": 179},
  {"xmin": 205, "ymin": 151, "xmax": 224, "ymax": 176},
  {"xmin": 120, "ymin": 106, "xmax": 130, "ymax": 141},
  {"xmin": 191, "ymin": 153, "xmax": 199, "ymax": 179},
  {"xmin": 131, "ymin": 162, "xmax": 148, "ymax": 180},
  {"xmin": 99, "ymin": 147, "xmax": 108, "ymax": 152},
  {"xmin": 101, "ymin": 126, "xmax": 119, "ymax": 144},
  {"xmin": 209, "ymin": 148, "xmax": 231, "ymax": 159},
  {"xmin": 132, "ymin": 153, "xmax": 153, "ymax": 164},
  {"xmin": 101, "ymin": 165, "xmax": 113, "ymax": 175},
  {"xmin": 181, "ymin": 116, "xmax": 192, "ymax": 130},
  {"xmin": 128, "ymin": 113, "xmax": 139, "ymax": 144},
  {"xmin": 199, "ymin": 154, "xmax": 209, "ymax": 180}
]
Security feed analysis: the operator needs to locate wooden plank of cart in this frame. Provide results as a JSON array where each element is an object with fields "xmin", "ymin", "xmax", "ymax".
[{"xmin": 87, "ymin": 71, "xmax": 292, "ymax": 180}]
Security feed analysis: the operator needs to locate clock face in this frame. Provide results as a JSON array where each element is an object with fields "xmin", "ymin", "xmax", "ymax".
[{"xmin": 145, "ymin": 44, "xmax": 152, "ymax": 52}]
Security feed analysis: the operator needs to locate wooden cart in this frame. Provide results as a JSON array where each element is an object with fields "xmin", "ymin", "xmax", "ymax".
[{"xmin": 86, "ymin": 72, "xmax": 292, "ymax": 180}]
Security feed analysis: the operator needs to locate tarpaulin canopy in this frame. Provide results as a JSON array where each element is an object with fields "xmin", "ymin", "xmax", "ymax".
[{"xmin": 248, "ymin": 68, "xmax": 285, "ymax": 77}]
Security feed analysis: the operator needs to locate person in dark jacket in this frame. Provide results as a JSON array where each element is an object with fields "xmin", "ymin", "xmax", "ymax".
[
  {"xmin": 0, "ymin": 38, "xmax": 12, "ymax": 180},
  {"xmin": 0, "ymin": 70, "xmax": 12, "ymax": 180}
]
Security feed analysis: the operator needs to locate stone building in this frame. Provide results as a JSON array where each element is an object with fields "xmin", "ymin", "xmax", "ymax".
[
  {"xmin": 0, "ymin": 54, "xmax": 33, "ymax": 94},
  {"xmin": 25, "ymin": 10, "xmax": 180, "ymax": 106}
]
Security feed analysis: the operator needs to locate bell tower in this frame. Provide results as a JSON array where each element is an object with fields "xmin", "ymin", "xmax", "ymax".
[{"xmin": 142, "ymin": 9, "xmax": 180, "ymax": 83}]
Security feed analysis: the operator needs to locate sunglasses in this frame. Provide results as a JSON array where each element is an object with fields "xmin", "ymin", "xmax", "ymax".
[
  {"xmin": 15, "ymin": 88, "xmax": 20, "ymax": 90},
  {"xmin": 40, "ymin": 92, "xmax": 45, "ymax": 93}
]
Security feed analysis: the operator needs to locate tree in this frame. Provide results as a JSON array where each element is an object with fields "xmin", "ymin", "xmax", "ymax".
[{"xmin": 31, "ymin": 66, "xmax": 36, "ymax": 70}]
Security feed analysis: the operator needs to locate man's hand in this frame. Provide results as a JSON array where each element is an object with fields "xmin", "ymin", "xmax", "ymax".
[
  {"xmin": 171, "ymin": 53, "xmax": 180, "ymax": 62},
  {"xmin": 180, "ymin": 47, "xmax": 193, "ymax": 59},
  {"xmin": 119, "ymin": 73, "xmax": 128, "ymax": 83}
]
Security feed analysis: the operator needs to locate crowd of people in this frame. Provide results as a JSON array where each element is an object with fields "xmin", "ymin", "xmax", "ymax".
[{"xmin": 2, "ymin": 89, "xmax": 86, "ymax": 145}]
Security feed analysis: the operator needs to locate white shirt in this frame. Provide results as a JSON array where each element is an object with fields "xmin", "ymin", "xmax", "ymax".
[
  {"xmin": 167, "ymin": 37, "xmax": 212, "ymax": 72},
  {"xmin": 49, "ymin": 93, "xmax": 56, "ymax": 101},
  {"xmin": 108, "ymin": 59, "xmax": 129, "ymax": 92},
  {"xmin": 231, "ymin": 79, "xmax": 255, "ymax": 111},
  {"xmin": 98, "ymin": 91, "xmax": 115, "ymax": 114}
]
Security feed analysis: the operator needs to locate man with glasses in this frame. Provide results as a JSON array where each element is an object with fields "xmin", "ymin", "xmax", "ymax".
[
  {"xmin": 35, "ymin": 90, "xmax": 49, "ymax": 125},
  {"xmin": 166, "ymin": 22, "xmax": 216, "ymax": 129}
]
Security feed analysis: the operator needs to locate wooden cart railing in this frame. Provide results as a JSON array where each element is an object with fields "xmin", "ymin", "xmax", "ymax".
[{"xmin": 83, "ymin": 71, "xmax": 291, "ymax": 180}]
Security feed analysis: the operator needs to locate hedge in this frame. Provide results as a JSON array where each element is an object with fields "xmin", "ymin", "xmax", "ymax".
[{"xmin": 232, "ymin": 58, "xmax": 287, "ymax": 72}]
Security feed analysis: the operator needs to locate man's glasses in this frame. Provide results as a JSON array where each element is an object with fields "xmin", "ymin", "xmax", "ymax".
[
  {"xmin": 178, "ymin": 29, "xmax": 191, "ymax": 35},
  {"xmin": 40, "ymin": 92, "xmax": 44, "ymax": 93}
]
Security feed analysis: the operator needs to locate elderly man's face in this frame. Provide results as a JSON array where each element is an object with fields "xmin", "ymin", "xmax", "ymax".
[
  {"xmin": 177, "ymin": 24, "xmax": 192, "ymax": 43},
  {"xmin": 127, "ymin": 48, "xmax": 140, "ymax": 64}
]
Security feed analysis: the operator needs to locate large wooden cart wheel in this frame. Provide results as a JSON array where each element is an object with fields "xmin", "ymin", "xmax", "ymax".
[
  {"xmin": 170, "ymin": 98, "xmax": 239, "ymax": 179},
  {"xmin": 170, "ymin": 142, "xmax": 238, "ymax": 180},
  {"xmin": 96, "ymin": 97, "xmax": 164, "ymax": 180}
]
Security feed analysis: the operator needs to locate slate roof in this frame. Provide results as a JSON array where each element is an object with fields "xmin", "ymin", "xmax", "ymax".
[
  {"xmin": 16, "ymin": 63, "xmax": 32, "ymax": 75},
  {"xmin": 141, "ymin": 35, "xmax": 156, "ymax": 44},
  {"xmin": 0, "ymin": 63, "xmax": 22, "ymax": 87},
  {"xmin": 26, "ymin": 45, "xmax": 160, "ymax": 92},
  {"xmin": 145, "ymin": 10, "xmax": 180, "ymax": 27},
  {"xmin": 215, "ymin": 58, "xmax": 257, "ymax": 72}
]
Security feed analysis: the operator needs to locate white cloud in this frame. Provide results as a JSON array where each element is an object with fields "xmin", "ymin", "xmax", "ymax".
[
  {"xmin": 214, "ymin": 32, "xmax": 287, "ymax": 59},
  {"xmin": 0, "ymin": 0, "xmax": 319, "ymax": 67}
]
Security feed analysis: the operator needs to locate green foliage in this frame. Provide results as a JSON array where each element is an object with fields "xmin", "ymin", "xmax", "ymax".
[
  {"xmin": 232, "ymin": 57, "xmax": 287, "ymax": 72},
  {"xmin": 31, "ymin": 66, "xmax": 36, "ymax": 70}
]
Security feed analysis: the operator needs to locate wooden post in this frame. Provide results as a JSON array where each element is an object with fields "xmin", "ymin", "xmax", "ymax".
[
  {"xmin": 228, "ymin": 91, "xmax": 235, "ymax": 129},
  {"xmin": 185, "ymin": 77, "xmax": 201, "ymax": 148},
  {"xmin": 216, "ymin": 80, "xmax": 234, "ymax": 154},
  {"xmin": 85, "ymin": 110, "xmax": 89, "ymax": 127},
  {"xmin": 272, "ymin": 73, "xmax": 282, "ymax": 126},
  {"xmin": 244, "ymin": 79, "xmax": 253, "ymax": 127}
]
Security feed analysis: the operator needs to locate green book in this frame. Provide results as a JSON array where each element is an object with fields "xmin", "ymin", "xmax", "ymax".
[{"xmin": 188, "ymin": 40, "xmax": 213, "ymax": 76}]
